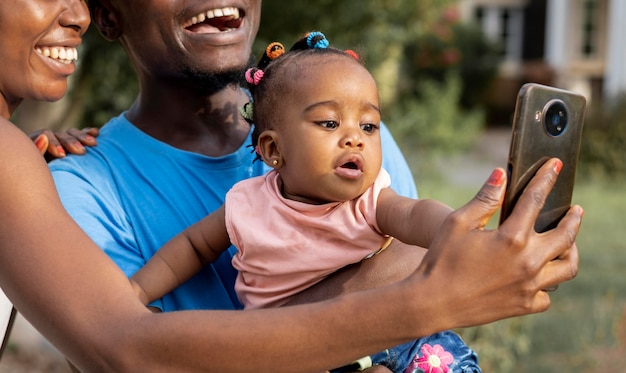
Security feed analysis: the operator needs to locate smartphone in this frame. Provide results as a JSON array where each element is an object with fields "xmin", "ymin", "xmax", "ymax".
[{"xmin": 499, "ymin": 83, "xmax": 586, "ymax": 232}]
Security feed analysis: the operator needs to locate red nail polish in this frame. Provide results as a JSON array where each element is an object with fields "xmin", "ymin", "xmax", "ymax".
[
  {"xmin": 56, "ymin": 146, "xmax": 66, "ymax": 156},
  {"xmin": 553, "ymin": 159, "xmax": 563, "ymax": 174},
  {"xmin": 34, "ymin": 135, "xmax": 46, "ymax": 150},
  {"xmin": 487, "ymin": 168, "xmax": 505, "ymax": 186}
]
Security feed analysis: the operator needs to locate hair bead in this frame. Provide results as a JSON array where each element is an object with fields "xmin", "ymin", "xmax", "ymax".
[
  {"xmin": 245, "ymin": 68, "xmax": 264, "ymax": 86},
  {"xmin": 240, "ymin": 102, "xmax": 254, "ymax": 122},
  {"xmin": 306, "ymin": 31, "xmax": 329, "ymax": 49},
  {"xmin": 344, "ymin": 49, "xmax": 360, "ymax": 61},
  {"xmin": 266, "ymin": 42, "xmax": 285, "ymax": 60}
]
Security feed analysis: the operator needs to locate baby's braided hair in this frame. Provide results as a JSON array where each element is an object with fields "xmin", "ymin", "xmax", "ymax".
[{"xmin": 240, "ymin": 31, "xmax": 362, "ymax": 161}]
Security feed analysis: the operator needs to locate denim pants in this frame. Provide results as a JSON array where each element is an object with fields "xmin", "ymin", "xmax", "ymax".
[{"xmin": 332, "ymin": 330, "xmax": 481, "ymax": 373}]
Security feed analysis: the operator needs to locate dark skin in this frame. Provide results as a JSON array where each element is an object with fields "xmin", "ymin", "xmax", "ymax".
[
  {"xmin": 15, "ymin": 0, "xmax": 580, "ymax": 371},
  {"xmin": 39, "ymin": 0, "xmax": 427, "ymax": 305}
]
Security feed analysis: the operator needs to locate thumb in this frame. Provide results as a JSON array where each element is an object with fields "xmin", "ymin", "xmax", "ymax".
[
  {"xmin": 34, "ymin": 134, "xmax": 49, "ymax": 155},
  {"xmin": 457, "ymin": 168, "xmax": 507, "ymax": 230}
]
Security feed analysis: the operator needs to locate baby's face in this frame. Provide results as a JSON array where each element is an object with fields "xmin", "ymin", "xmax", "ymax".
[{"xmin": 273, "ymin": 54, "xmax": 383, "ymax": 204}]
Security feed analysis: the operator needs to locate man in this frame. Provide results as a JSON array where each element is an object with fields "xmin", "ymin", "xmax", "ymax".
[{"xmin": 48, "ymin": 0, "xmax": 419, "ymax": 312}]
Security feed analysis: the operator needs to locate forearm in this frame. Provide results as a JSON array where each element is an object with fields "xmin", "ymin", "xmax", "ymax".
[
  {"xmin": 119, "ymin": 279, "xmax": 437, "ymax": 373},
  {"xmin": 410, "ymin": 199, "xmax": 454, "ymax": 247},
  {"xmin": 131, "ymin": 234, "xmax": 204, "ymax": 305},
  {"xmin": 378, "ymin": 192, "xmax": 454, "ymax": 248},
  {"xmin": 287, "ymin": 240, "xmax": 426, "ymax": 305}
]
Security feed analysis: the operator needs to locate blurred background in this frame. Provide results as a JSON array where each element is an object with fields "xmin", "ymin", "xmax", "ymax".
[{"xmin": 5, "ymin": 0, "xmax": 626, "ymax": 372}]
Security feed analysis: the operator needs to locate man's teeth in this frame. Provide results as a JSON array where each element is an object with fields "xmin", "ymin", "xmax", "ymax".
[
  {"xmin": 36, "ymin": 47, "xmax": 78, "ymax": 64},
  {"xmin": 185, "ymin": 6, "xmax": 240, "ymax": 28}
]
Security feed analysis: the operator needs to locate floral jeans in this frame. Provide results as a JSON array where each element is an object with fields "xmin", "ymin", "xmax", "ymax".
[{"xmin": 332, "ymin": 331, "xmax": 481, "ymax": 373}]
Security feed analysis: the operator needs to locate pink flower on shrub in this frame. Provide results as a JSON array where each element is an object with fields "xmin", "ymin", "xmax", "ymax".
[{"xmin": 404, "ymin": 343, "xmax": 454, "ymax": 373}]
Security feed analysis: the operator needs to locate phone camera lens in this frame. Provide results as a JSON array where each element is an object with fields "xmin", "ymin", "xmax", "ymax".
[{"xmin": 544, "ymin": 101, "xmax": 568, "ymax": 136}]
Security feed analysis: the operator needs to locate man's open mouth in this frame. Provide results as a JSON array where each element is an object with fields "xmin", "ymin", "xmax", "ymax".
[{"xmin": 183, "ymin": 6, "xmax": 243, "ymax": 32}]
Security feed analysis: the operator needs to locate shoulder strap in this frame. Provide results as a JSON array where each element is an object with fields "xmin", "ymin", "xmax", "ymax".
[{"xmin": 0, "ymin": 288, "xmax": 16, "ymax": 361}]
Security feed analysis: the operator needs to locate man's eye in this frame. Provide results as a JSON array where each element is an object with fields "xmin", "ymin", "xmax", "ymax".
[{"xmin": 317, "ymin": 121, "xmax": 338, "ymax": 129}]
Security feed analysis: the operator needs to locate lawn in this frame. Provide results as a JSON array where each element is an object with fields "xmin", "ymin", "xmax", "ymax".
[{"xmin": 410, "ymin": 151, "xmax": 626, "ymax": 372}]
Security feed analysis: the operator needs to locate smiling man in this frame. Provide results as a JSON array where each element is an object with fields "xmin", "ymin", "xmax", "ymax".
[{"xmin": 48, "ymin": 0, "xmax": 418, "ymax": 313}]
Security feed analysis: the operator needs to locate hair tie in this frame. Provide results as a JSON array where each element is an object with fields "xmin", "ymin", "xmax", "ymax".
[
  {"xmin": 344, "ymin": 49, "xmax": 360, "ymax": 61},
  {"xmin": 245, "ymin": 68, "xmax": 264, "ymax": 85},
  {"xmin": 266, "ymin": 42, "xmax": 285, "ymax": 60},
  {"xmin": 239, "ymin": 102, "xmax": 254, "ymax": 122},
  {"xmin": 306, "ymin": 31, "xmax": 329, "ymax": 49}
]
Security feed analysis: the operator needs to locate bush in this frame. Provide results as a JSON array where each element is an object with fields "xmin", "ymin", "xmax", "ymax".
[
  {"xmin": 386, "ymin": 72, "xmax": 485, "ymax": 156},
  {"xmin": 579, "ymin": 96, "xmax": 626, "ymax": 180}
]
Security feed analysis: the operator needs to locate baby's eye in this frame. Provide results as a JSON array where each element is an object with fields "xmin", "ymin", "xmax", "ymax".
[
  {"xmin": 316, "ymin": 121, "xmax": 339, "ymax": 130},
  {"xmin": 360, "ymin": 123, "xmax": 379, "ymax": 133}
]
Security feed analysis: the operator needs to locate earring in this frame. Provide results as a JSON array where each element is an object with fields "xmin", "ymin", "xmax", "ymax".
[{"xmin": 272, "ymin": 159, "xmax": 278, "ymax": 166}]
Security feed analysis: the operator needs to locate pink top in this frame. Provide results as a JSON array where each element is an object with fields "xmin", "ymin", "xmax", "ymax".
[{"xmin": 225, "ymin": 169, "xmax": 391, "ymax": 309}]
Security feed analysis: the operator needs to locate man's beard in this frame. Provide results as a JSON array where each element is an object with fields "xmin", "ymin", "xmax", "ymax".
[{"xmin": 182, "ymin": 54, "xmax": 256, "ymax": 95}]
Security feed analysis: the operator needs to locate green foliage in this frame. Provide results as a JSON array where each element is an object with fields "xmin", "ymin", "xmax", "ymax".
[
  {"xmin": 78, "ymin": 27, "xmax": 139, "ymax": 126},
  {"xmin": 399, "ymin": 16, "xmax": 501, "ymax": 109},
  {"xmin": 387, "ymin": 73, "xmax": 485, "ymax": 156},
  {"xmin": 579, "ymin": 95, "xmax": 626, "ymax": 180},
  {"xmin": 459, "ymin": 319, "xmax": 531, "ymax": 372}
]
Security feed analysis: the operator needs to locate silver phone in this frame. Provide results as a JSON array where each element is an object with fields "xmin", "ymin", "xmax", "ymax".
[{"xmin": 499, "ymin": 83, "xmax": 586, "ymax": 232}]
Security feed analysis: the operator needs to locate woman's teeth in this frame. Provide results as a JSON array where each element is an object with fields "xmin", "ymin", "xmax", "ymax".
[{"xmin": 36, "ymin": 47, "xmax": 78, "ymax": 64}]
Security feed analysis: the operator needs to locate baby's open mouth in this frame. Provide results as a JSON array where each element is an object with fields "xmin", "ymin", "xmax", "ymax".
[
  {"xmin": 183, "ymin": 7, "xmax": 243, "ymax": 32},
  {"xmin": 341, "ymin": 162, "xmax": 359, "ymax": 170}
]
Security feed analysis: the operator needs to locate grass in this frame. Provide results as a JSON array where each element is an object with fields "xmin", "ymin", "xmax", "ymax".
[{"xmin": 408, "ymin": 150, "xmax": 626, "ymax": 372}]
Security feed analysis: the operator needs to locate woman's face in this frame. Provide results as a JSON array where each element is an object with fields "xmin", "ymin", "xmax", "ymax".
[{"xmin": 0, "ymin": 0, "xmax": 90, "ymax": 117}]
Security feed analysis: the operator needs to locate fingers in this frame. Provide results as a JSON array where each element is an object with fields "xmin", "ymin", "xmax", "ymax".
[
  {"xmin": 67, "ymin": 127, "xmax": 99, "ymax": 147},
  {"xmin": 538, "ymin": 206, "xmax": 582, "ymax": 289},
  {"xmin": 500, "ymin": 158, "xmax": 562, "ymax": 236},
  {"xmin": 30, "ymin": 127, "xmax": 99, "ymax": 160},
  {"xmin": 33, "ymin": 134, "xmax": 49, "ymax": 155},
  {"xmin": 454, "ymin": 167, "xmax": 507, "ymax": 230},
  {"xmin": 30, "ymin": 129, "xmax": 66, "ymax": 158}
]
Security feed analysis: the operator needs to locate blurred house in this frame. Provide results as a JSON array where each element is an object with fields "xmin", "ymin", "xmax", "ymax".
[{"xmin": 459, "ymin": 0, "xmax": 625, "ymax": 122}]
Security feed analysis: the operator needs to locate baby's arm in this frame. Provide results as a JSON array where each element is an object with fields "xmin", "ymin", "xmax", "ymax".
[
  {"xmin": 130, "ymin": 204, "xmax": 231, "ymax": 305},
  {"xmin": 376, "ymin": 188, "xmax": 453, "ymax": 249}
]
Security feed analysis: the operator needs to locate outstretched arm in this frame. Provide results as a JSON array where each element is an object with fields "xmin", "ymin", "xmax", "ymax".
[
  {"xmin": 376, "ymin": 189, "xmax": 454, "ymax": 248},
  {"xmin": 131, "ymin": 205, "xmax": 231, "ymax": 305},
  {"xmin": 0, "ymin": 120, "xmax": 580, "ymax": 373}
]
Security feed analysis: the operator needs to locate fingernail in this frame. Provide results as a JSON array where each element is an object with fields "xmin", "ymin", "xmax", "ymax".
[
  {"xmin": 577, "ymin": 205, "xmax": 584, "ymax": 218},
  {"xmin": 34, "ymin": 135, "xmax": 46, "ymax": 150},
  {"xmin": 487, "ymin": 168, "xmax": 506, "ymax": 186},
  {"xmin": 56, "ymin": 146, "xmax": 66, "ymax": 157},
  {"xmin": 553, "ymin": 159, "xmax": 563, "ymax": 174}
]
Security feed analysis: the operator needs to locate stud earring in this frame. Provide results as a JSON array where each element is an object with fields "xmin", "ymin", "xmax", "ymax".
[{"xmin": 272, "ymin": 159, "xmax": 278, "ymax": 166}]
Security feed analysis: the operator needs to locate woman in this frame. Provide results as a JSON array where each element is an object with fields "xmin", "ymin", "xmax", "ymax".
[{"xmin": 0, "ymin": 1, "xmax": 581, "ymax": 372}]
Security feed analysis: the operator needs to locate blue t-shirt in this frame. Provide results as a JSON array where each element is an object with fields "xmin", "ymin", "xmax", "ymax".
[{"xmin": 49, "ymin": 113, "xmax": 417, "ymax": 312}]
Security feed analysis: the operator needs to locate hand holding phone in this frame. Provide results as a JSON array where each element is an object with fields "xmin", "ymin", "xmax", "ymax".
[{"xmin": 499, "ymin": 83, "xmax": 586, "ymax": 232}]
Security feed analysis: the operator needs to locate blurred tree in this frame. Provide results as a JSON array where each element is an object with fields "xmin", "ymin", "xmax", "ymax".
[{"xmin": 13, "ymin": 1, "xmax": 462, "ymax": 134}]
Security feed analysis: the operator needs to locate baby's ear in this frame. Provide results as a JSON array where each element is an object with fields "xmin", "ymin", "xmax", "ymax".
[{"xmin": 257, "ymin": 130, "xmax": 282, "ymax": 169}]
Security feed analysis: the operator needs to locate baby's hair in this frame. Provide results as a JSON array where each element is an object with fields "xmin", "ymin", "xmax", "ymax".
[{"xmin": 241, "ymin": 31, "xmax": 363, "ymax": 161}]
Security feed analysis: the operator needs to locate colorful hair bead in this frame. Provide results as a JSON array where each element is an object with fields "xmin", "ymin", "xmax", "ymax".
[
  {"xmin": 245, "ymin": 68, "xmax": 264, "ymax": 86},
  {"xmin": 240, "ymin": 102, "xmax": 254, "ymax": 122},
  {"xmin": 266, "ymin": 42, "xmax": 285, "ymax": 60},
  {"xmin": 306, "ymin": 31, "xmax": 329, "ymax": 49},
  {"xmin": 344, "ymin": 49, "xmax": 360, "ymax": 61}
]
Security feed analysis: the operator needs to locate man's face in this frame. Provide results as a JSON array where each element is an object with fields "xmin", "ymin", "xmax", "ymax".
[{"xmin": 97, "ymin": 0, "xmax": 261, "ymax": 82}]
